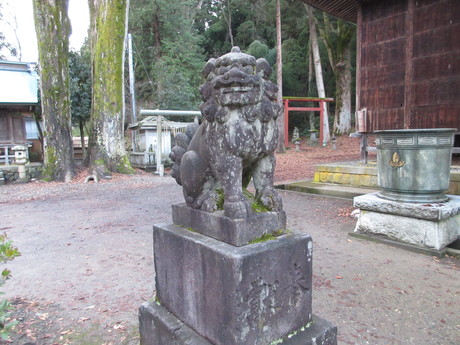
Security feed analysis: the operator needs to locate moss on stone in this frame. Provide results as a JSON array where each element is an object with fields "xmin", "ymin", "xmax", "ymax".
[
  {"xmin": 249, "ymin": 230, "xmax": 285, "ymax": 244},
  {"xmin": 116, "ymin": 155, "xmax": 135, "ymax": 174},
  {"xmin": 268, "ymin": 321, "xmax": 314, "ymax": 344}
]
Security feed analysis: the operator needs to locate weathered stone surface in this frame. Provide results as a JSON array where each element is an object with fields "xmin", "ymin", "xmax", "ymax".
[
  {"xmin": 139, "ymin": 302, "xmax": 213, "ymax": 345},
  {"xmin": 0, "ymin": 171, "xmax": 4, "ymax": 185},
  {"xmin": 140, "ymin": 302, "xmax": 336, "ymax": 345},
  {"xmin": 172, "ymin": 203, "xmax": 286, "ymax": 246},
  {"xmin": 354, "ymin": 194, "xmax": 460, "ymax": 249},
  {"xmin": 169, "ymin": 47, "xmax": 283, "ymax": 219},
  {"xmin": 354, "ymin": 192, "xmax": 460, "ymax": 221},
  {"xmin": 153, "ymin": 223, "xmax": 313, "ymax": 345},
  {"xmin": 0, "ymin": 163, "xmax": 43, "ymax": 183},
  {"xmin": 270, "ymin": 315, "xmax": 337, "ymax": 345}
]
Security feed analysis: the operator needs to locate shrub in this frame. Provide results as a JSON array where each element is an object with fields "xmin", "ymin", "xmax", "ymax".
[{"xmin": 0, "ymin": 233, "xmax": 20, "ymax": 340}]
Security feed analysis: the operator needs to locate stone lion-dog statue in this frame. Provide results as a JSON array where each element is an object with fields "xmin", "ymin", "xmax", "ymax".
[{"xmin": 169, "ymin": 47, "xmax": 283, "ymax": 219}]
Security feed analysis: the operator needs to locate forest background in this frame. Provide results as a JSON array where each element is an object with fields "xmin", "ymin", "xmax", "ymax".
[
  {"xmin": 0, "ymin": 0, "xmax": 356, "ymax": 181},
  {"xmin": 127, "ymin": 0, "xmax": 357, "ymax": 136}
]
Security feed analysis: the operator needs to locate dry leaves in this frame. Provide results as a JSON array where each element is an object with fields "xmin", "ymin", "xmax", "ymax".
[{"xmin": 275, "ymin": 135, "xmax": 368, "ymax": 183}]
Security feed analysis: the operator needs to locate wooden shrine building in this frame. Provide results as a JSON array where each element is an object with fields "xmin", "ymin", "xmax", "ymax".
[
  {"xmin": 300, "ymin": 0, "xmax": 460, "ymax": 134},
  {"xmin": 0, "ymin": 61, "xmax": 39, "ymax": 164}
]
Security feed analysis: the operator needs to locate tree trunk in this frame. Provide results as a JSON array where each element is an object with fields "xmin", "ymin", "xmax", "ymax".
[
  {"xmin": 152, "ymin": 10, "xmax": 162, "ymax": 58},
  {"xmin": 223, "ymin": 0, "xmax": 234, "ymax": 47},
  {"xmin": 319, "ymin": 15, "xmax": 355, "ymax": 135},
  {"xmin": 79, "ymin": 119, "xmax": 87, "ymax": 160},
  {"xmin": 88, "ymin": 0, "xmax": 133, "ymax": 177},
  {"xmin": 333, "ymin": 49, "xmax": 353, "ymax": 134},
  {"xmin": 305, "ymin": 4, "xmax": 330, "ymax": 144},
  {"xmin": 307, "ymin": 45, "xmax": 315, "ymax": 131},
  {"xmin": 152, "ymin": 8, "xmax": 163, "ymax": 103},
  {"xmin": 276, "ymin": 0, "xmax": 285, "ymax": 153},
  {"xmin": 33, "ymin": 0, "xmax": 74, "ymax": 181}
]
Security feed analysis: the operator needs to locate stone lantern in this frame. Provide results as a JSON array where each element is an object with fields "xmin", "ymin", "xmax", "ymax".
[
  {"xmin": 13, "ymin": 145, "xmax": 28, "ymax": 165},
  {"xmin": 12, "ymin": 145, "xmax": 29, "ymax": 183}
]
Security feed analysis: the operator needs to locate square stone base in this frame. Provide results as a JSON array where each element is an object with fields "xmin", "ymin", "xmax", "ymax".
[
  {"xmin": 139, "ymin": 302, "xmax": 337, "ymax": 345},
  {"xmin": 354, "ymin": 193, "xmax": 460, "ymax": 250},
  {"xmin": 172, "ymin": 203, "xmax": 286, "ymax": 246},
  {"xmin": 153, "ymin": 223, "xmax": 313, "ymax": 345}
]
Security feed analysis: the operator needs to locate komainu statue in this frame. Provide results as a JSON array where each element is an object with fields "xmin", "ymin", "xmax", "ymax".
[{"xmin": 169, "ymin": 47, "xmax": 283, "ymax": 219}]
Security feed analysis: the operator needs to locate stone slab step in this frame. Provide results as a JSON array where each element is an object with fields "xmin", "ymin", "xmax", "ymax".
[{"xmin": 276, "ymin": 181, "xmax": 378, "ymax": 199}]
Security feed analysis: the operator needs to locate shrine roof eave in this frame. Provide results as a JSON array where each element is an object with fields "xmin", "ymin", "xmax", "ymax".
[{"xmin": 298, "ymin": 0, "xmax": 361, "ymax": 23}]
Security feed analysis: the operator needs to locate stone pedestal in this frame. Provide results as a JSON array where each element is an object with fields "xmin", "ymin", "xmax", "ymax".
[
  {"xmin": 139, "ymin": 206, "xmax": 337, "ymax": 345},
  {"xmin": 15, "ymin": 164, "xmax": 30, "ymax": 183},
  {"xmin": 140, "ymin": 302, "xmax": 337, "ymax": 345},
  {"xmin": 354, "ymin": 193, "xmax": 460, "ymax": 250},
  {"xmin": 172, "ymin": 203, "xmax": 286, "ymax": 246}
]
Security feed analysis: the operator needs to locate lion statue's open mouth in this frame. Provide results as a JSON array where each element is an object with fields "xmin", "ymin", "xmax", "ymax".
[{"xmin": 169, "ymin": 47, "xmax": 283, "ymax": 219}]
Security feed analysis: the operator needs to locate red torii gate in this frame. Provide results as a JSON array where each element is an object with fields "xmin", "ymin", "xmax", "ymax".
[{"xmin": 283, "ymin": 97, "xmax": 334, "ymax": 147}]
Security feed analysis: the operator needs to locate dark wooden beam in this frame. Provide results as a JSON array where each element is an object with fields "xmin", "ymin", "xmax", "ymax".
[
  {"xmin": 298, "ymin": 0, "xmax": 359, "ymax": 23},
  {"xmin": 404, "ymin": 0, "xmax": 414, "ymax": 129}
]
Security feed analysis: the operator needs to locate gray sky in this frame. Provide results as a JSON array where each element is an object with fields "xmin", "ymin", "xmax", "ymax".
[{"xmin": 1, "ymin": 0, "xmax": 90, "ymax": 62}]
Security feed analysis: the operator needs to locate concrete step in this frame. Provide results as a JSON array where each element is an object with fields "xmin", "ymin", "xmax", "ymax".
[
  {"xmin": 276, "ymin": 180, "xmax": 378, "ymax": 199},
  {"xmin": 312, "ymin": 161, "xmax": 460, "ymax": 195}
]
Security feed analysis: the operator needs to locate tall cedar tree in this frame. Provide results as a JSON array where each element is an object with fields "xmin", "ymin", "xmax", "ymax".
[
  {"xmin": 305, "ymin": 4, "xmax": 331, "ymax": 144},
  {"xmin": 87, "ymin": 0, "xmax": 134, "ymax": 177},
  {"xmin": 319, "ymin": 14, "xmax": 356, "ymax": 135},
  {"xmin": 276, "ymin": 0, "xmax": 285, "ymax": 152},
  {"xmin": 129, "ymin": 0, "xmax": 205, "ymax": 110},
  {"xmin": 33, "ymin": 0, "xmax": 74, "ymax": 181},
  {"xmin": 69, "ymin": 47, "xmax": 92, "ymax": 161}
]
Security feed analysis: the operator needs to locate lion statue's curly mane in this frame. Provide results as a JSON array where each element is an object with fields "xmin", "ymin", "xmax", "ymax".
[{"xmin": 169, "ymin": 47, "xmax": 283, "ymax": 219}]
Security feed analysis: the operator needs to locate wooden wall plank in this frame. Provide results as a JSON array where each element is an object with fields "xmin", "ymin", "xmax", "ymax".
[
  {"xmin": 359, "ymin": 0, "xmax": 460, "ymax": 131},
  {"xmin": 413, "ymin": 23, "xmax": 460, "ymax": 58},
  {"xmin": 361, "ymin": 0, "xmax": 406, "ymax": 23},
  {"xmin": 414, "ymin": 0, "xmax": 460, "ymax": 32},
  {"xmin": 413, "ymin": 53, "xmax": 460, "ymax": 81}
]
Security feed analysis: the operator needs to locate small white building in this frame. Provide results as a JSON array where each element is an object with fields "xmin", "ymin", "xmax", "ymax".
[{"xmin": 128, "ymin": 115, "xmax": 194, "ymax": 168}]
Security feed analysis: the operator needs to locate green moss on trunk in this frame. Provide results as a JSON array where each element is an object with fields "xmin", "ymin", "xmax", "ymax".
[
  {"xmin": 33, "ymin": 0, "xmax": 74, "ymax": 182},
  {"xmin": 88, "ymin": 0, "xmax": 133, "ymax": 177}
]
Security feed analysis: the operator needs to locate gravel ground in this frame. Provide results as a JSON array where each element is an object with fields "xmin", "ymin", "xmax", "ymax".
[{"xmin": 0, "ymin": 138, "xmax": 458, "ymax": 345}]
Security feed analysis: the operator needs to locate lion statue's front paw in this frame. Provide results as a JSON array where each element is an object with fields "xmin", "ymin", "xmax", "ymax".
[{"xmin": 224, "ymin": 197, "xmax": 254, "ymax": 219}]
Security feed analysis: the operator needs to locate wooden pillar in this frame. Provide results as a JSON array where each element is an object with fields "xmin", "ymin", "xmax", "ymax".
[
  {"xmin": 356, "ymin": 1, "xmax": 362, "ymax": 131},
  {"xmin": 404, "ymin": 0, "xmax": 414, "ymax": 129},
  {"xmin": 319, "ymin": 100, "xmax": 324, "ymax": 145},
  {"xmin": 284, "ymin": 99, "xmax": 289, "ymax": 147},
  {"xmin": 7, "ymin": 114, "xmax": 13, "ymax": 143}
]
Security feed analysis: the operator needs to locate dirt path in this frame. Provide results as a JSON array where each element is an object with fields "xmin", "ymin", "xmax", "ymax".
[
  {"xmin": 1, "ymin": 138, "xmax": 458, "ymax": 344},
  {"xmin": 2, "ymin": 175, "xmax": 180, "ymax": 344}
]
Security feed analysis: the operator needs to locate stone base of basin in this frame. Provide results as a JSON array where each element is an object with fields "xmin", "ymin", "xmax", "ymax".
[{"xmin": 354, "ymin": 193, "xmax": 460, "ymax": 250}]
